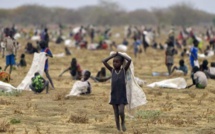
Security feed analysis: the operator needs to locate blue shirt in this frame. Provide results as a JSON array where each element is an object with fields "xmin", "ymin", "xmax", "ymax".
[
  {"xmin": 189, "ymin": 47, "xmax": 198, "ymax": 67},
  {"xmin": 41, "ymin": 48, "xmax": 52, "ymax": 70},
  {"xmin": 178, "ymin": 65, "xmax": 188, "ymax": 74}
]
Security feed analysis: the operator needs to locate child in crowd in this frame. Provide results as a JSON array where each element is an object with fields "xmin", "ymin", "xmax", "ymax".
[
  {"xmin": 133, "ymin": 37, "xmax": 141, "ymax": 57},
  {"xmin": 200, "ymin": 59, "xmax": 209, "ymax": 72},
  {"xmin": 180, "ymin": 48, "xmax": 188, "ymax": 58},
  {"xmin": 59, "ymin": 58, "xmax": 82, "ymax": 80},
  {"xmin": 103, "ymin": 51, "xmax": 131, "ymax": 132},
  {"xmin": 29, "ymin": 72, "xmax": 49, "ymax": 94},
  {"xmin": 1, "ymin": 28, "xmax": 18, "ymax": 75},
  {"xmin": 40, "ymin": 41, "xmax": 55, "ymax": 89},
  {"xmin": 186, "ymin": 66, "xmax": 208, "ymax": 89},
  {"xmin": 171, "ymin": 59, "xmax": 188, "ymax": 75},
  {"xmin": 91, "ymin": 67, "xmax": 111, "ymax": 82},
  {"xmin": 204, "ymin": 62, "xmax": 215, "ymax": 79},
  {"xmin": 189, "ymin": 41, "xmax": 198, "ymax": 68},
  {"xmin": 122, "ymin": 38, "xmax": 129, "ymax": 46},
  {"xmin": 65, "ymin": 47, "xmax": 71, "ymax": 56},
  {"xmin": 66, "ymin": 70, "xmax": 92, "ymax": 97},
  {"xmin": 25, "ymin": 42, "xmax": 38, "ymax": 54},
  {"xmin": 165, "ymin": 44, "xmax": 175, "ymax": 75},
  {"xmin": 80, "ymin": 70, "xmax": 92, "ymax": 95},
  {"xmin": 18, "ymin": 54, "xmax": 27, "ymax": 67}
]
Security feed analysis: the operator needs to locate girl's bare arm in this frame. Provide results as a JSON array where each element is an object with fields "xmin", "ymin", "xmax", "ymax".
[
  {"xmin": 102, "ymin": 54, "xmax": 115, "ymax": 72},
  {"xmin": 118, "ymin": 53, "xmax": 131, "ymax": 71}
]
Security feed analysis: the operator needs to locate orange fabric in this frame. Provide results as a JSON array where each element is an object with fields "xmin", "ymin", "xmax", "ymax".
[{"xmin": 0, "ymin": 72, "xmax": 10, "ymax": 82}]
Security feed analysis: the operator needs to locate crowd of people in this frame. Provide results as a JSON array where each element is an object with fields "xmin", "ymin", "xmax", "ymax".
[{"xmin": 0, "ymin": 24, "xmax": 215, "ymax": 132}]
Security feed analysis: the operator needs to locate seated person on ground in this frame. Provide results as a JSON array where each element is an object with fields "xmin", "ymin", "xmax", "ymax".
[
  {"xmin": 59, "ymin": 58, "xmax": 82, "ymax": 80},
  {"xmin": 200, "ymin": 59, "xmax": 209, "ymax": 72},
  {"xmin": 79, "ymin": 40, "xmax": 88, "ymax": 49},
  {"xmin": 65, "ymin": 47, "xmax": 71, "ymax": 55},
  {"xmin": 29, "ymin": 72, "xmax": 49, "ymax": 94},
  {"xmin": 80, "ymin": 70, "xmax": 92, "ymax": 95},
  {"xmin": 186, "ymin": 66, "xmax": 208, "ymax": 89},
  {"xmin": 204, "ymin": 45, "xmax": 211, "ymax": 56},
  {"xmin": 180, "ymin": 48, "xmax": 188, "ymax": 57},
  {"xmin": 204, "ymin": 62, "xmax": 215, "ymax": 79},
  {"xmin": 66, "ymin": 70, "xmax": 92, "ymax": 97},
  {"xmin": 25, "ymin": 42, "xmax": 38, "ymax": 54},
  {"xmin": 171, "ymin": 59, "xmax": 188, "ymax": 75},
  {"xmin": 18, "ymin": 54, "xmax": 27, "ymax": 67},
  {"xmin": 91, "ymin": 67, "xmax": 111, "ymax": 82}
]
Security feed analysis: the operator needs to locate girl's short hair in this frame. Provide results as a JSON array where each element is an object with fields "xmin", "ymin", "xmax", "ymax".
[{"xmin": 115, "ymin": 55, "xmax": 124, "ymax": 63}]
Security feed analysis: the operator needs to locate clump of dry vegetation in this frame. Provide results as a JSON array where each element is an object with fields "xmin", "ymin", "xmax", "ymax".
[
  {"xmin": 0, "ymin": 99, "xmax": 11, "ymax": 105},
  {"xmin": 0, "ymin": 120, "xmax": 15, "ymax": 133},
  {"xmin": 53, "ymin": 92, "xmax": 68, "ymax": 101},
  {"xmin": 67, "ymin": 113, "xmax": 89, "ymax": 124}
]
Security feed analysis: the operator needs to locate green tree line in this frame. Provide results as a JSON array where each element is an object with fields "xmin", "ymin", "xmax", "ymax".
[{"xmin": 0, "ymin": 1, "xmax": 214, "ymax": 26}]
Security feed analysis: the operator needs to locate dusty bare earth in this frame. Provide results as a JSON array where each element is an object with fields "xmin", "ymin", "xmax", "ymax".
[{"xmin": 0, "ymin": 31, "xmax": 215, "ymax": 134}]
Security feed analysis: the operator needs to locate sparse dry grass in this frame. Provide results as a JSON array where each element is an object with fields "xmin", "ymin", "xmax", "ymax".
[
  {"xmin": 0, "ymin": 27, "xmax": 215, "ymax": 133},
  {"xmin": 67, "ymin": 113, "xmax": 89, "ymax": 124}
]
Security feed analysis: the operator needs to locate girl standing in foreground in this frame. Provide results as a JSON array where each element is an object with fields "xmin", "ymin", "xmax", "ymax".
[{"xmin": 102, "ymin": 52, "xmax": 131, "ymax": 132}]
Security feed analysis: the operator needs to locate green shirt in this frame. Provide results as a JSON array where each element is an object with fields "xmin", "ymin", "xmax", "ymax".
[{"xmin": 32, "ymin": 75, "xmax": 44, "ymax": 90}]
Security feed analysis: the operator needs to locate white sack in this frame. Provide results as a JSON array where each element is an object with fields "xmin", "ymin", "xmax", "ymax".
[
  {"xmin": 64, "ymin": 39, "xmax": 76, "ymax": 47},
  {"xmin": 147, "ymin": 77, "xmax": 187, "ymax": 89},
  {"xmin": 117, "ymin": 44, "xmax": 127, "ymax": 52},
  {"xmin": 17, "ymin": 52, "xmax": 47, "ymax": 91},
  {"xmin": 66, "ymin": 81, "xmax": 89, "ymax": 97},
  {"xmin": 110, "ymin": 52, "xmax": 147, "ymax": 110},
  {"xmin": 0, "ymin": 81, "xmax": 17, "ymax": 92}
]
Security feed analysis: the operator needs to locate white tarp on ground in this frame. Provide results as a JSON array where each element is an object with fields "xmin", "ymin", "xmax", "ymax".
[
  {"xmin": 110, "ymin": 52, "xmax": 147, "ymax": 110},
  {"xmin": 198, "ymin": 51, "xmax": 214, "ymax": 58},
  {"xmin": 147, "ymin": 77, "xmax": 187, "ymax": 89},
  {"xmin": 17, "ymin": 52, "xmax": 47, "ymax": 91},
  {"xmin": 66, "ymin": 81, "xmax": 89, "ymax": 97},
  {"xmin": 0, "ymin": 81, "xmax": 17, "ymax": 92}
]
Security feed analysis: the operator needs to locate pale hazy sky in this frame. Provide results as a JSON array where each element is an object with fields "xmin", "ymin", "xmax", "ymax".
[{"xmin": 1, "ymin": 0, "xmax": 215, "ymax": 13}]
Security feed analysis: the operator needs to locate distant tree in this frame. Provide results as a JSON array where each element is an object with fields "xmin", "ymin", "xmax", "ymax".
[{"xmin": 0, "ymin": 2, "xmax": 214, "ymax": 26}]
